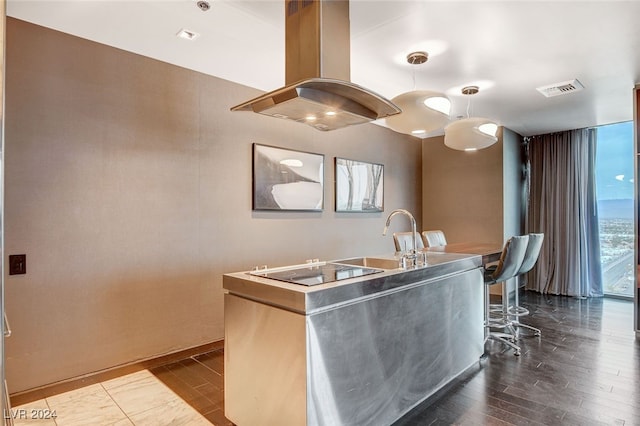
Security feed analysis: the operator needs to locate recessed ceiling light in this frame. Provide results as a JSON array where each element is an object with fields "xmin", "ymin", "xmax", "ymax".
[{"xmin": 176, "ymin": 28, "xmax": 200, "ymax": 41}]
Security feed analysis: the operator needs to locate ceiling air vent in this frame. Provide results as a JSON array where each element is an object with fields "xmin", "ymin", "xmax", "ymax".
[{"xmin": 536, "ymin": 79, "xmax": 585, "ymax": 97}]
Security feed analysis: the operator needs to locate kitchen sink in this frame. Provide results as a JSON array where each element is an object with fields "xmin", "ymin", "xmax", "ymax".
[{"xmin": 334, "ymin": 256, "xmax": 401, "ymax": 270}]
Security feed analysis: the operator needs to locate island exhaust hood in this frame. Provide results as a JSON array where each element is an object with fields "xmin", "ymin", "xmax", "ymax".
[{"xmin": 230, "ymin": 0, "xmax": 400, "ymax": 131}]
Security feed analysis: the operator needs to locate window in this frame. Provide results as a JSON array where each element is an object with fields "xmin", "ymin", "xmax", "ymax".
[{"xmin": 595, "ymin": 121, "xmax": 634, "ymax": 298}]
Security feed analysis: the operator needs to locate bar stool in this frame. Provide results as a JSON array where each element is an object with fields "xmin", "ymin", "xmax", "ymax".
[
  {"xmin": 393, "ymin": 231, "xmax": 425, "ymax": 252},
  {"xmin": 484, "ymin": 235, "xmax": 529, "ymax": 356},
  {"xmin": 508, "ymin": 233, "xmax": 544, "ymax": 337},
  {"xmin": 422, "ymin": 230, "xmax": 447, "ymax": 247}
]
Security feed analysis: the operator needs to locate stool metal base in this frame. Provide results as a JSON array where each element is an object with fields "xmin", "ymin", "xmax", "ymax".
[{"xmin": 485, "ymin": 334, "xmax": 521, "ymax": 356}]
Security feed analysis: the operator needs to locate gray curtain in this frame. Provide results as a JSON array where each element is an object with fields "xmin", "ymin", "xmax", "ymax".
[{"xmin": 526, "ymin": 128, "xmax": 603, "ymax": 297}]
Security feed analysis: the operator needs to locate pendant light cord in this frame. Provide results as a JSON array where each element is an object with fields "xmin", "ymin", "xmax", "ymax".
[
  {"xmin": 411, "ymin": 65, "xmax": 417, "ymax": 91},
  {"xmin": 461, "ymin": 85, "xmax": 480, "ymax": 118},
  {"xmin": 406, "ymin": 51, "xmax": 428, "ymax": 91}
]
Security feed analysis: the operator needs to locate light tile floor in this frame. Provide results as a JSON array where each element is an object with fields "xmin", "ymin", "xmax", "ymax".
[{"xmin": 11, "ymin": 370, "xmax": 211, "ymax": 426}]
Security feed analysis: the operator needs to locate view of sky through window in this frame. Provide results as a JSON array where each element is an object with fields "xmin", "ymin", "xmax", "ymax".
[
  {"xmin": 596, "ymin": 121, "xmax": 634, "ymax": 202},
  {"xmin": 595, "ymin": 120, "xmax": 634, "ymax": 297}
]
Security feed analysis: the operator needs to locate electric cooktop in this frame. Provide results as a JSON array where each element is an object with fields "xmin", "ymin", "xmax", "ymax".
[{"xmin": 252, "ymin": 263, "xmax": 382, "ymax": 286}]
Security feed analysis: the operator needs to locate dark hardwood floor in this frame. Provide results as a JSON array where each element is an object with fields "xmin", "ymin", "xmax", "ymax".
[
  {"xmin": 152, "ymin": 291, "xmax": 639, "ymax": 425},
  {"xmin": 394, "ymin": 292, "xmax": 639, "ymax": 425}
]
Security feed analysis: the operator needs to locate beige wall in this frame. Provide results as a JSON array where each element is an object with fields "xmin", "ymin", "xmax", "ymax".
[
  {"xmin": 421, "ymin": 128, "xmax": 524, "ymax": 245},
  {"xmin": 421, "ymin": 133, "xmax": 505, "ymax": 245},
  {"xmin": 1, "ymin": 0, "xmax": 6, "ymax": 412},
  {"xmin": 3, "ymin": 18, "xmax": 422, "ymax": 393},
  {"xmin": 502, "ymin": 128, "xmax": 525, "ymax": 241},
  {"xmin": 422, "ymin": 128, "xmax": 523, "ymax": 245}
]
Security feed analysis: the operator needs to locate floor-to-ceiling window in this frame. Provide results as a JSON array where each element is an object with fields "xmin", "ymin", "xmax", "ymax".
[{"xmin": 595, "ymin": 121, "xmax": 635, "ymax": 298}]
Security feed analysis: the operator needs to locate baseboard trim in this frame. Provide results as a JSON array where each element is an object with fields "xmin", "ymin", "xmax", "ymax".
[{"xmin": 9, "ymin": 339, "xmax": 224, "ymax": 407}]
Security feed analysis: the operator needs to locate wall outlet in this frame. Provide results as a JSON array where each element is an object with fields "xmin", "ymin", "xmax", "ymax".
[{"xmin": 9, "ymin": 254, "xmax": 27, "ymax": 275}]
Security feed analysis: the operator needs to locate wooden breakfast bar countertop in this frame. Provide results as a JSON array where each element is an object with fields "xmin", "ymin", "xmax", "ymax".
[{"xmin": 425, "ymin": 242, "xmax": 503, "ymax": 264}]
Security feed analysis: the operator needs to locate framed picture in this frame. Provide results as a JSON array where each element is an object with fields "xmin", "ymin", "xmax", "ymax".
[
  {"xmin": 253, "ymin": 143, "xmax": 324, "ymax": 211},
  {"xmin": 335, "ymin": 158, "xmax": 384, "ymax": 212}
]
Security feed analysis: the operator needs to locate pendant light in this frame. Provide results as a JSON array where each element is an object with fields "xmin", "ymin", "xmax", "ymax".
[
  {"xmin": 383, "ymin": 52, "xmax": 451, "ymax": 137},
  {"xmin": 444, "ymin": 86, "xmax": 498, "ymax": 151}
]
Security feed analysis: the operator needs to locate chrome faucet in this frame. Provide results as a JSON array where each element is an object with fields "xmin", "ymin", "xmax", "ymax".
[
  {"xmin": 383, "ymin": 208, "xmax": 418, "ymax": 258},
  {"xmin": 382, "ymin": 209, "xmax": 418, "ymax": 268}
]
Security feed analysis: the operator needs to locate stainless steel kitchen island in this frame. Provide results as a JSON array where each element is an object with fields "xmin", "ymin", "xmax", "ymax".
[{"xmin": 222, "ymin": 252, "xmax": 485, "ymax": 426}]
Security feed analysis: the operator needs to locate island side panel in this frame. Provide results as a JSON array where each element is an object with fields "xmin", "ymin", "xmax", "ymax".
[
  {"xmin": 224, "ymin": 293, "xmax": 307, "ymax": 426},
  {"xmin": 306, "ymin": 268, "xmax": 484, "ymax": 426}
]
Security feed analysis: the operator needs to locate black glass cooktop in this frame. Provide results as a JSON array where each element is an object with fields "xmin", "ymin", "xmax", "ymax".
[{"xmin": 253, "ymin": 263, "xmax": 382, "ymax": 286}]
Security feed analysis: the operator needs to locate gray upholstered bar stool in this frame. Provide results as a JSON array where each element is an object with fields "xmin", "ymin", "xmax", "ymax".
[
  {"xmin": 484, "ymin": 235, "xmax": 529, "ymax": 356},
  {"xmin": 508, "ymin": 233, "xmax": 544, "ymax": 337},
  {"xmin": 422, "ymin": 230, "xmax": 447, "ymax": 247},
  {"xmin": 393, "ymin": 231, "xmax": 425, "ymax": 252}
]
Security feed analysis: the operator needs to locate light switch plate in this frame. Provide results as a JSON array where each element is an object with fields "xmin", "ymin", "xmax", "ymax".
[{"xmin": 9, "ymin": 254, "xmax": 26, "ymax": 275}]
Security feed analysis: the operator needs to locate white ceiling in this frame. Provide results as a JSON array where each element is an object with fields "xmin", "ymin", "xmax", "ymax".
[{"xmin": 7, "ymin": 0, "xmax": 640, "ymax": 137}]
